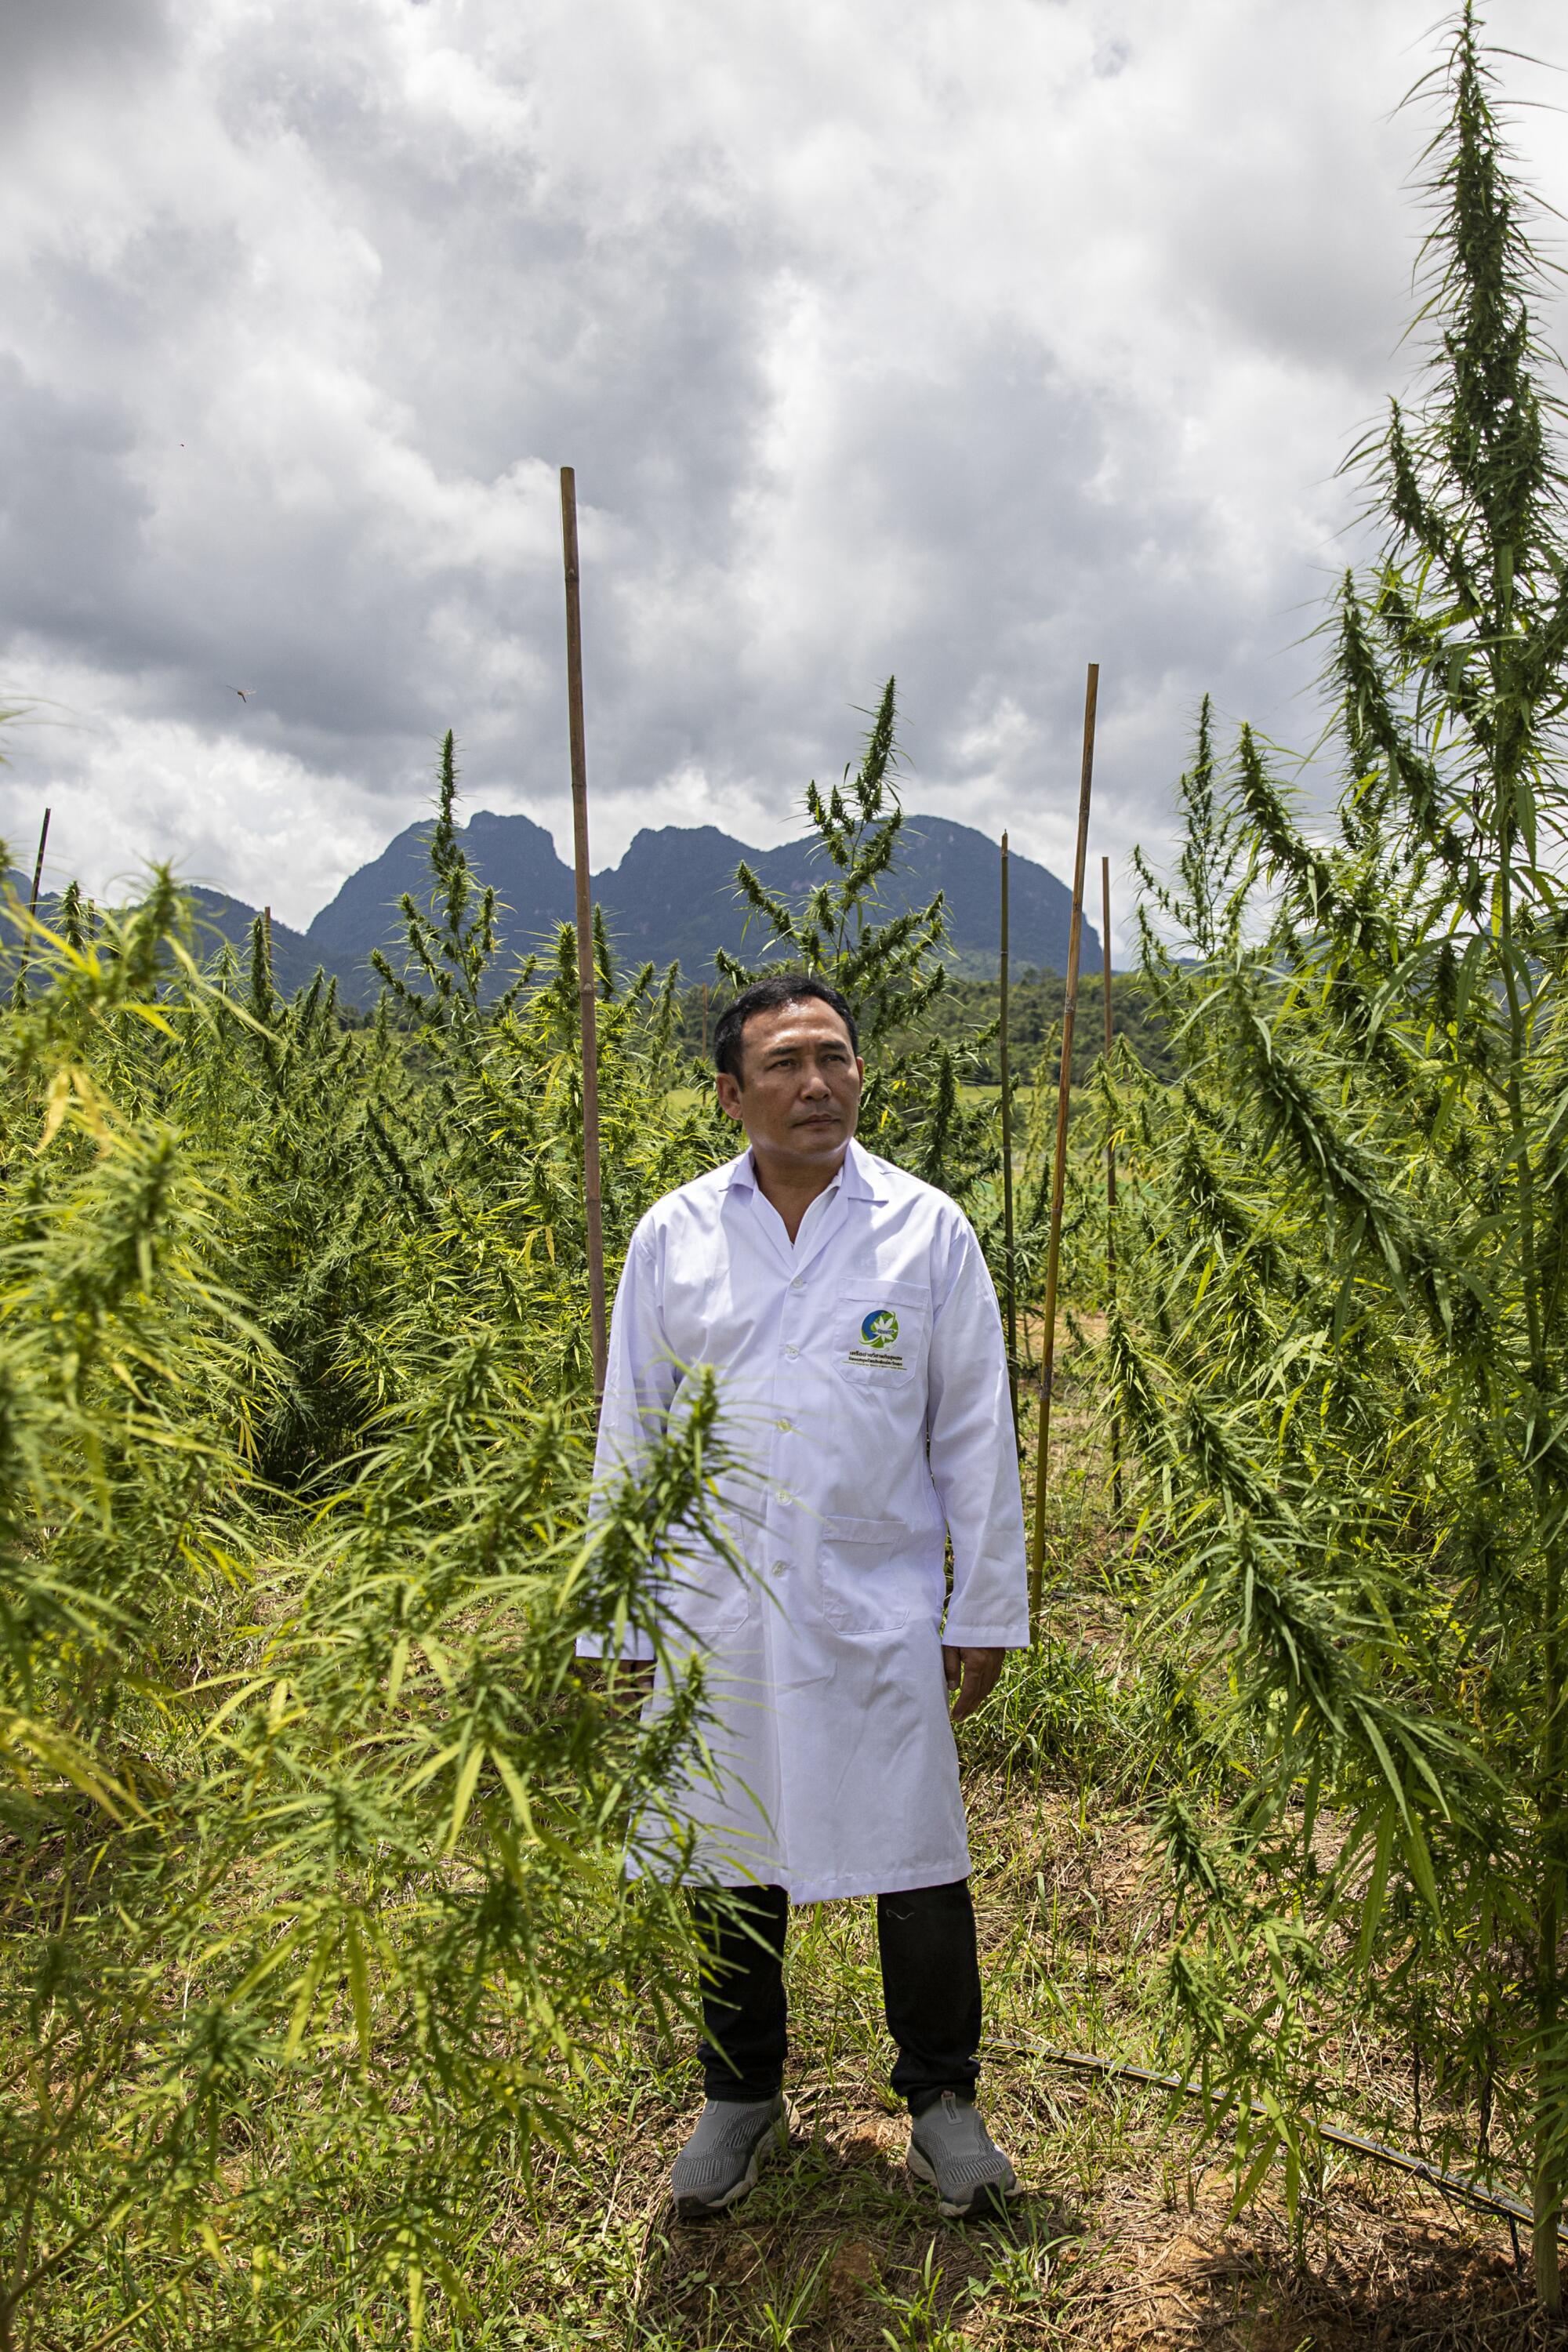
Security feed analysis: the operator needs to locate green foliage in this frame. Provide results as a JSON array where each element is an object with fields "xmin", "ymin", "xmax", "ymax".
[
  {"xmin": 706, "ymin": 676, "xmax": 1108, "ymax": 1298},
  {"xmin": 15, "ymin": 17, "xmax": 1555, "ymax": 2332},
  {"xmin": 913, "ymin": 969, "xmax": 1173, "ymax": 1088},
  {"xmin": 717, "ymin": 681, "xmax": 946, "ymax": 1052},
  {"xmin": 370, "ymin": 728, "xmax": 534, "ymax": 1039},
  {"xmin": 1102, "ymin": 8, "xmax": 1568, "ymax": 2302},
  {"xmin": 713, "ymin": 679, "xmax": 1000, "ymax": 1203},
  {"xmin": 0, "ymin": 776, "xmax": 735, "ymax": 2346},
  {"xmin": 0, "ymin": 688, "xmax": 1134, "ymax": 2341},
  {"xmin": 675, "ymin": 970, "xmax": 1171, "ymax": 1092}
]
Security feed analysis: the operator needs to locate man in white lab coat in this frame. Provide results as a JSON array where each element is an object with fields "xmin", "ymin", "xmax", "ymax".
[{"xmin": 582, "ymin": 971, "xmax": 1029, "ymax": 2219}]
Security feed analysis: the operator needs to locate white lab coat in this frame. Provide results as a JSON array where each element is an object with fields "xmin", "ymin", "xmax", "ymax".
[{"xmin": 579, "ymin": 1138, "xmax": 1029, "ymax": 1904}]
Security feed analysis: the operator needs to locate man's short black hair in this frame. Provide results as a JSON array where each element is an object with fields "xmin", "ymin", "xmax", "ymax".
[{"xmin": 713, "ymin": 972, "xmax": 860, "ymax": 1085}]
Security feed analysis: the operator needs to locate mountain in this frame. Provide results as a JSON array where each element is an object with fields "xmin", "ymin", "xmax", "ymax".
[
  {"xmin": 303, "ymin": 810, "xmax": 574, "ymax": 975},
  {"xmin": 303, "ymin": 810, "xmax": 1102, "ymax": 1000},
  {"xmin": 748, "ymin": 813, "xmax": 1101, "ymax": 980},
  {"xmin": 183, "ymin": 888, "xmax": 319, "ymax": 995},
  {"xmin": 0, "ymin": 878, "xmax": 319, "ymax": 996},
  {"xmin": 2, "ymin": 810, "xmax": 1104, "ymax": 1007}
]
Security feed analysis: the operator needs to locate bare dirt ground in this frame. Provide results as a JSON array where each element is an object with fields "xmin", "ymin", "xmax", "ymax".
[
  {"xmin": 495, "ymin": 1393, "xmax": 1559, "ymax": 2349},
  {"xmin": 506, "ymin": 1769, "xmax": 1555, "ymax": 2350}
]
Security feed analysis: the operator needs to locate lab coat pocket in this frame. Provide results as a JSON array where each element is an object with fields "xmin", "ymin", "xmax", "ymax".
[
  {"xmin": 833, "ymin": 1283, "xmax": 928, "ymax": 1391},
  {"xmin": 819, "ymin": 1515, "xmax": 911, "ymax": 1634}
]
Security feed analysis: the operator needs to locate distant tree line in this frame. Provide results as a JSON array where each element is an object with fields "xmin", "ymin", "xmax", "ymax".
[{"xmin": 672, "ymin": 967, "xmax": 1174, "ymax": 1088}]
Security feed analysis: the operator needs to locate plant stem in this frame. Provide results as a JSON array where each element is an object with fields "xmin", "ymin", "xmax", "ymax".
[
  {"xmin": 1495, "ymin": 789, "xmax": 1565, "ymax": 2308},
  {"xmin": 1000, "ymin": 831, "xmax": 1019, "ymax": 1443},
  {"xmin": 1028, "ymin": 663, "xmax": 1098, "ymax": 1633},
  {"xmin": 559, "ymin": 466, "xmax": 608, "ymax": 1403},
  {"xmin": 1102, "ymin": 855, "xmax": 1122, "ymax": 1520}
]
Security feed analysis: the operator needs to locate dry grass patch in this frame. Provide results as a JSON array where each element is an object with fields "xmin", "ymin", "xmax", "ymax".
[{"xmin": 480, "ymin": 1751, "xmax": 1553, "ymax": 2350}]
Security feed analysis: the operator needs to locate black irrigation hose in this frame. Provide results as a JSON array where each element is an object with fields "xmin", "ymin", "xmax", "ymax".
[{"xmin": 996, "ymin": 2043, "xmax": 1561, "ymax": 2253}]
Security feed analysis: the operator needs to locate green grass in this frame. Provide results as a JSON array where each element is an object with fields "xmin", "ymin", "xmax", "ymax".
[
  {"xmin": 156, "ymin": 1764, "xmax": 1534, "ymax": 2350},
  {"xmin": 35, "ymin": 1366, "xmax": 1544, "ymax": 2352}
]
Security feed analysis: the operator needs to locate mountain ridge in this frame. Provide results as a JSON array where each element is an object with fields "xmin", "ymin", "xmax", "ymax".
[
  {"xmin": 8, "ymin": 811, "xmax": 1105, "ymax": 1003},
  {"xmin": 301, "ymin": 808, "xmax": 1102, "ymax": 1000}
]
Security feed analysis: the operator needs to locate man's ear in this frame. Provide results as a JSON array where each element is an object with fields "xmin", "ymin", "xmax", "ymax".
[{"xmin": 715, "ymin": 1069, "xmax": 744, "ymax": 1123}]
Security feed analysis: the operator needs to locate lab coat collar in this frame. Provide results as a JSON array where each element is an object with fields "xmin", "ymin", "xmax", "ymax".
[
  {"xmin": 720, "ymin": 1134, "xmax": 888, "ymax": 1203},
  {"xmin": 723, "ymin": 1137, "xmax": 886, "ymax": 1283}
]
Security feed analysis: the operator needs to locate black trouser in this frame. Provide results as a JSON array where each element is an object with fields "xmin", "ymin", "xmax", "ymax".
[{"xmin": 689, "ymin": 1878, "xmax": 982, "ymax": 2118}]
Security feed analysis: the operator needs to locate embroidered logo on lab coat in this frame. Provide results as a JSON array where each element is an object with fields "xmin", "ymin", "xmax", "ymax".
[{"xmin": 848, "ymin": 1308, "xmax": 906, "ymax": 1371}]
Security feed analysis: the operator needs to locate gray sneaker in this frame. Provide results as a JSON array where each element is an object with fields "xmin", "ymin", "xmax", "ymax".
[
  {"xmin": 669, "ymin": 2094, "xmax": 786, "ymax": 2216},
  {"xmin": 906, "ymin": 2092, "xmax": 1018, "ymax": 2218}
]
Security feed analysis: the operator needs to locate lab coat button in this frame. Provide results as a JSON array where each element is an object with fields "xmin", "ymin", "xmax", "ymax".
[
  {"xmin": 785, "ymin": 1344, "xmax": 800, "ymax": 1359},
  {"xmin": 775, "ymin": 1418, "xmax": 792, "ymax": 1432}
]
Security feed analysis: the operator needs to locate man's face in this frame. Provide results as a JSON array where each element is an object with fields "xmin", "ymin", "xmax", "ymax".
[{"xmin": 716, "ymin": 1000, "xmax": 865, "ymax": 1167}]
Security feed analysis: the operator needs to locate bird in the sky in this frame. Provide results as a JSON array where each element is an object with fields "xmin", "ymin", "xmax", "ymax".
[{"xmin": 230, "ymin": 687, "xmax": 255, "ymax": 702}]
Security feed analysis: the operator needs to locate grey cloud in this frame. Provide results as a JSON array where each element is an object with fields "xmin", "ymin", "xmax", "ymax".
[
  {"xmin": 0, "ymin": 358, "xmax": 150, "ymax": 654},
  {"xmin": 0, "ymin": 0, "xmax": 171, "ymax": 114},
  {"xmin": 0, "ymin": 0, "xmax": 1564, "ymax": 941}
]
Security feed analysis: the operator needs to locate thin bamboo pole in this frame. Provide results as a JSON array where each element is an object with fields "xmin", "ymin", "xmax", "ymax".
[
  {"xmin": 1000, "ymin": 832, "xmax": 1019, "ymax": 1442},
  {"xmin": 560, "ymin": 466, "xmax": 609, "ymax": 1402},
  {"xmin": 13, "ymin": 805, "xmax": 51, "ymax": 1004},
  {"xmin": 1028, "ymin": 664, "xmax": 1098, "ymax": 1637},
  {"xmin": 1102, "ymin": 855, "xmax": 1123, "ymax": 1520},
  {"xmin": 27, "ymin": 809, "xmax": 50, "ymax": 925},
  {"xmin": 263, "ymin": 904, "xmax": 274, "ymax": 990}
]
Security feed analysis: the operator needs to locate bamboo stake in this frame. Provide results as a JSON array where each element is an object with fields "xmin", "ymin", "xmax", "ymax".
[
  {"xmin": 1102, "ymin": 855, "xmax": 1123, "ymax": 1520},
  {"xmin": 560, "ymin": 466, "xmax": 609, "ymax": 1401},
  {"xmin": 1000, "ymin": 832, "xmax": 1019, "ymax": 1442},
  {"xmin": 263, "ymin": 903, "xmax": 274, "ymax": 990},
  {"xmin": 1028, "ymin": 664, "xmax": 1098, "ymax": 1637},
  {"xmin": 27, "ymin": 808, "xmax": 51, "ymax": 925},
  {"xmin": 13, "ymin": 805, "xmax": 51, "ymax": 1004}
]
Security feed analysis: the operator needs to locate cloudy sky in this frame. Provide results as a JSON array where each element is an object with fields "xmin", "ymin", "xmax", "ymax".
[{"xmin": 2, "ymin": 0, "xmax": 1565, "ymax": 946}]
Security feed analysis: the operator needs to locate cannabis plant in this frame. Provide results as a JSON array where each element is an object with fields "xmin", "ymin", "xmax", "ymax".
[
  {"xmin": 1108, "ymin": 9, "xmax": 1568, "ymax": 2300},
  {"xmin": 0, "ymin": 785, "xmax": 729, "ymax": 2346},
  {"xmin": 716, "ymin": 677, "xmax": 1017, "ymax": 1221}
]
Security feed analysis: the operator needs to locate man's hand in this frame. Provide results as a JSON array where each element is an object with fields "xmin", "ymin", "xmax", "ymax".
[
  {"xmin": 575, "ymin": 1656, "xmax": 656, "ymax": 1704},
  {"xmin": 942, "ymin": 1646, "xmax": 1005, "ymax": 1722}
]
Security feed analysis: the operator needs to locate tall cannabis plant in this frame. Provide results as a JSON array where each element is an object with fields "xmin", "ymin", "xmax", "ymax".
[
  {"xmin": 717, "ymin": 677, "xmax": 1003, "ymax": 1207},
  {"xmin": 1109, "ymin": 8, "xmax": 1568, "ymax": 2299},
  {"xmin": 0, "ymin": 793, "xmax": 728, "ymax": 2345}
]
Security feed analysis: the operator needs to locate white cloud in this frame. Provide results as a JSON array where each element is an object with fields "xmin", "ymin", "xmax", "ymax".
[
  {"xmin": 0, "ymin": 648, "xmax": 396, "ymax": 927},
  {"xmin": 1, "ymin": 0, "xmax": 1565, "ymax": 959}
]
